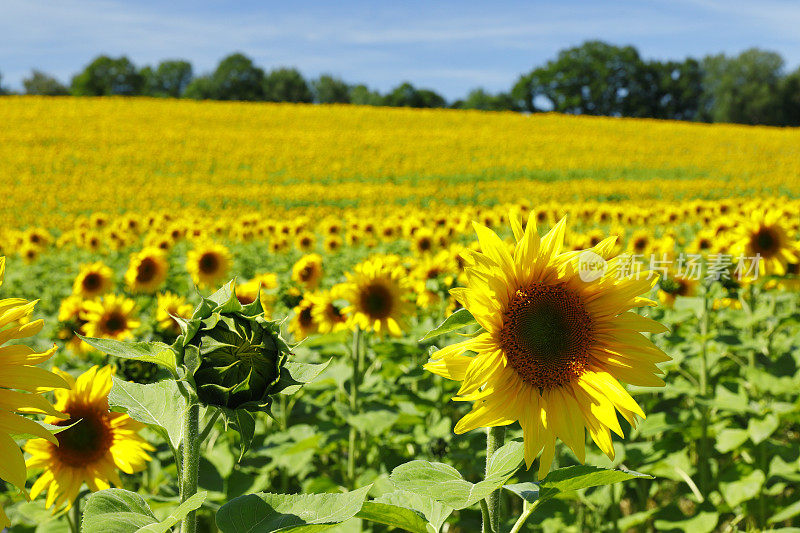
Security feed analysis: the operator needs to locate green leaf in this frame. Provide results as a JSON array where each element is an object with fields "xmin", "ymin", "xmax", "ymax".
[
  {"xmin": 715, "ymin": 428, "xmax": 750, "ymax": 454},
  {"xmin": 274, "ymin": 360, "xmax": 332, "ymax": 396},
  {"xmin": 721, "ymin": 469, "xmax": 765, "ymax": 508},
  {"xmin": 221, "ymin": 409, "xmax": 256, "ymax": 461},
  {"xmin": 109, "ymin": 377, "xmax": 186, "ymax": 449},
  {"xmin": 347, "ymin": 410, "xmax": 400, "ymax": 436},
  {"xmin": 654, "ymin": 511, "xmax": 719, "ymax": 533},
  {"xmin": 748, "ymin": 414, "xmax": 779, "ymax": 444},
  {"xmin": 419, "ymin": 308, "xmax": 477, "ymax": 342},
  {"xmin": 81, "ymin": 488, "xmax": 206, "ymax": 533},
  {"xmin": 536, "ymin": 465, "xmax": 652, "ymax": 502},
  {"xmin": 389, "ymin": 441, "xmax": 522, "ymax": 510},
  {"xmin": 78, "ymin": 335, "xmax": 178, "ymax": 377},
  {"xmin": 373, "ymin": 490, "xmax": 452, "ymax": 533},
  {"xmin": 770, "ymin": 498, "xmax": 800, "ymax": 523},
  {"xmin": 356, "ymin": 502, "xmax": 430, "ymax": 533},
  {"xmin": 216, "ymin": 485, "xmax": 372, "ymax": 533},
  {"xmin": 503, "ymin": 482, "xmax": 539, "ymax": 503},
  {"xmin": 673, "ymin": 296, "xmax": 705, "ymax": 319}
]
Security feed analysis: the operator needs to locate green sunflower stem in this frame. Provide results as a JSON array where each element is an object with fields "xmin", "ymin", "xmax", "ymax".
[
  {"xmin": 69, "ymin": 493, "xmax": 82, "ymax": 533},
  {"xmin": 179, "ymin": 400, "xmax": 201, "ymax": 533},
  {"xmin": 347, "ymin": 327, "xmax": 363, "ymax": 487},
  {"xmin": 509, "ymin": 500, "xmax": 541, "ymax": 533},
  {"xmin": 698, "ymin": 291, "xmax": 710, "ymax": 494},
  {"xmin": 484, "ymin": 426, "xmax": 505, "ymax": 533}
]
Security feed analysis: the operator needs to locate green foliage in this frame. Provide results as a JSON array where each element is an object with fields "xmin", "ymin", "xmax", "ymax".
[
  {"xmin": 312, "ymin": 75, "xmax": 351, "ymax": 104},
  {"xmin": 419, "ymin": 307, "xmax": 477, "ymax": 341},
  {"xmin": 383, "ymin": 82, "xmax": 447, "ymax": 108},
  {"xmin": 82, "ymin": 489, "xmax": 206, "ymax": 533},
  {"xmin": 70, "ymin": 55, "xmax": 145, "ymax": 96},
  {"xmin": 109, "ymin": 376, "xmax": 186, "ymax": 449},
  {"xmin": 141, "ymin": 60, "xmax": 193, "ymax": 97},
  {"xmin": 23, "ymin": 70, "xmax": 69, "ymax": 96},
  {"xmin": 263, "ymin": 68, "xmax": 313, "ymax": 103}
]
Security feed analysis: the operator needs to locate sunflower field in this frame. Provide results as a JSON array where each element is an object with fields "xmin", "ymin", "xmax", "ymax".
[{"xmin": 1, "ymin": 96, "xmax": 799, "ymax": 533}]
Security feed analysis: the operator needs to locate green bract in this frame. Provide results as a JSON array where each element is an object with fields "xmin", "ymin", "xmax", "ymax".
[{"xmin": 176, "ymin": 281, "xmax": 291, "ymax": 413}]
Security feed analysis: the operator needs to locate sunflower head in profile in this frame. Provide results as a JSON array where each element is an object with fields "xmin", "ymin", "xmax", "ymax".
[
  {"xmin": 72, "ymin": 262, "xmax": 114, "ymax": 299},
  {"xmin": 292, "ymin": 253, "xmax": 324, "ymax": 290},
  {"xmin": 155, "ymin": 291, "xmax": 193, "ymax": 335},
  {"xmin": 309, "ymin": 286, "xmax": 349, "ymax": 334},
  {"xmin": 125, "ymin": 247, "xmax": 169, "ymax": 293},
  {"xmin": 0, "ymin": 257, "xmax": 68, "ymax": 527},
  {"xmin": 341, "ymin": 257, "xmax": 414, "ymax": 337},
  {"xmin": 424, "ymin": 210, "xmax": 670, "ymax": 477},
  {"xmin": 657, "ymin": 275, "xmax": 700, "ymax": 307},
  {"xmin": 289, "ymin": 296, "xmax": 319, "ymax": 341},
  {"xmin": 25, "ymin": 365, "xmax": 153, "ymax": 510},
  {"xmin": 81, "ymin": 295, "xmax": 140, "ymax": 341},
  {"xmin": 732, "ymin": 210, "xmax": 799, "ymax": 277},
  {"xmin": 186, "ymin": 241, "xmax": 232, "ymax": 289}
]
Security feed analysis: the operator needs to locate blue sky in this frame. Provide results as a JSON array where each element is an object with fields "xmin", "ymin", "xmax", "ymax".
[{"xmin": 2, "ymin": 0, "xmax": 799, "ymax": 100}]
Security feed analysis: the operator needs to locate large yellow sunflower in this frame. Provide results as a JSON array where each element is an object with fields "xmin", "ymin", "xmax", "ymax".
[
  {"xmin": 82, "ymin": 295, "xmax": 140, "ymax": 341},
  {"xmin": 732, "ymin": 210, "xmax": 800, "ymax": 277},
  {"xmin": 25, "ymin": 365, "xmax": 153, "ymax": 510},
  {"xmin": 424, "ymin": 211, "xmax": 670, "ymax": 477},
  {"xmin": 341, "ymin": 257, "xmax": 414, "ymax": 337},
  {"xmin": 186, "ymin": 242, "xmax": 232, "ymax": 289},
  {"xmin": 72, "ymin": 262, "xmax": 114, "ymax": 299},
  {"xmin": 0, "ymin": 257, "xmax": 67, "ymax": 527},
  {"xmin": 124, "ymin": 247, "xmax": 169, "ymax": 293}
]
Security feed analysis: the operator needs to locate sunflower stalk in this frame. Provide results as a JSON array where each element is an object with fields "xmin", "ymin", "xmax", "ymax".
[
  {"xmin": 179, "ymin": 400, "xmax": 201, "ymax": 533},
  {"xmin": 484, "ymin": 426, "xmax": 505, "ymax": 533},
  {"xmin": 698, "ymin": 290, "xmax": 710, "ymax": 494},
  {"xmin": 347, "ymin": 327, "xmax": 363, "ymax": 487}
]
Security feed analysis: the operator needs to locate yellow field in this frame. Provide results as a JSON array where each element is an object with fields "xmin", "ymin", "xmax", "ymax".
[{"xmin": 2, "ymin": 96, "xmax": 799, "ymax": 234}]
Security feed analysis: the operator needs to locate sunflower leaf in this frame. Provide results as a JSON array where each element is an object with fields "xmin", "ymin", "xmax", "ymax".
[
  {"xmin": 77, "ymin": 335, "xmax": 178, "ymax": 377},
  {"xmin": 109, "ymin": 376, "xmax": 186, "ymax": 450},
  {"xmin": 372, "ymin": 490, "xmax": 453, "ymax": 533},
  {"xmin": 272, "ymin": 359, "xmax": 332, "ymax": 396},
  {"xmin": 389, "ymin": 441, "xmax": 522, "ymax": 510},
  {"xmin": 81, "ymin": 488, "xmax": 206, "ymax": 533},
  {"xmin": 419, "ymin": 308, "xmax": 477, "ymax": 342},
  {"xmin": 216, "ymin": 485, "xmax": 372, "ymax": 533},
  {"xmin": 356, "ymin": 501, "xmax": 431, "ymax": 533}
]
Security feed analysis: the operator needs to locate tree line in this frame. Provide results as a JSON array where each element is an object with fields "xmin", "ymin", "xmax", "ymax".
[{"xmin": 2, "ymin": 40, "xmax": 799, "ymax": 126}]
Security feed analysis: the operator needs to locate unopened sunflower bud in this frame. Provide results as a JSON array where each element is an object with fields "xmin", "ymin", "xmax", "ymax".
[{"xmin": 177, "ymin": 281, "xmax": 290, "ymax": 413}]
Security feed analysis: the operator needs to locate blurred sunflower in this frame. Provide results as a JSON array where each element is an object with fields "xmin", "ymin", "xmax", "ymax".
[
  {"xmin": 657, "ymin": 276, "xmax": 700, "ymax": 307},
  {"xmin": 125, "ymin": 247, "xmax": 168, "ymax": 293},
  {"xmin": 0, "ymin": 257, "xmax": 68, "ymax": 527},
  {"xmin": 341, "ymin": 257, "xmax": 413, "ymax": 337},
  {"xmin": 155, "ymin": 292, "xmax": 193, "ymax": 335},
  {"xmin": 424, "ymin": 211, "xmax": 670, "ymax": 477},
  {"xmin": 82, "ymin": 295, "xmax": 140, "ymax": 341},
  {"xmin": 25, "ymin": 366, "xmax": 153, "ymax": 510},
  {"xmin": 295, "ymin": 231, "xmax": 316, "ymax": 252},
  {"xmin": 292, "ymin": 254, "xmax": 324, "ymax": 290},
  {"xmin": 187, "ymin": 242, "xmax": 231, "ymax": 288},
  {"xmin": 57, "ymin": 295, "xmax": 92, "ymax": 355},
  {"xmin": 289, "ymin": 296, "xmax": 318, "ymax": 340},
  {"xmin": 235, "ymin": 273, "xmax": 278, "ymax": 317},
  {"xmin": 732, "ymin": 211, "xmax": 799, "ymax": 276},
  {"xmin": 309, "ymin": 286, "xmax": 348, "ymax": 334},
  {"xmin": 72, "ymin": 262, "xmax": 113, "ymax": 299}
]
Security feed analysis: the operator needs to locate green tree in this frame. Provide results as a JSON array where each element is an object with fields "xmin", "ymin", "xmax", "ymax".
[
  {"xmin": 70, "ymin": 56, "xmax": 145, "ymax": 96},
  {"xmin": 183, "ymin": 76, "xmax": 214, "ymax": 100},
  {"xmin": 23, "ymin": 70, "xmax": 69, "ymax": 95},
  {"xmin": 0, "ymin": 72, "xmax": 8, "ymax": 95},
  {"xmin": 206, "ymin": 53, "xmax": 265, "ymax": 101},
  {"xmin": 263, "ymin": 67, "xmax": 312, "ymax": 103},
  {"xmin": 648, "ymin": 59, "xmax": 703, "ymax": 121},
  {"xmin": 780, "ymin": 66, "xmax": 800, "ymax": 126},
  {"xmin": 142, "ymin": 60, "xmax": 193, "ymax": 97},
  {"xmin": 312, "ymin": 74, "xmax": 350, "ymax": 103},
  {"xmin": 382, "ymin": 82, "xmax": 446, "ymax": 108},
  {"xmin": 700, "ymin": 49, "xmax": 785, "ymax": 125},
  {"xmin": 459, "ymin": 88, "xmax": 519, "ymax": 111},
  {"xmin": 349, "ymin": 84, "xmax": 382, "ymax": 106}
]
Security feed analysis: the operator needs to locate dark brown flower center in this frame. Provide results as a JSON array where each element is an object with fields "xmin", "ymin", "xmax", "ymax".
[
  {"xmin": 299, "ymin": 306, "xmax": 314, "ymax": 327},
  {"xmin": 499, "ymin": 283, "xmax": 593, "ymax": 390},
  {"xmin": 751, "ymin": 227, "xmax": 779, "ymax": 257},
  {"xmin": 199, "ymin": 252, "xmax": 220, "ymax": 274},
  {"xmin": 299, "ymin": 265, "xmax": 314, "ymax": 282},
  {"xmin": 136, "ymin": 257, "xmax": 158, "ymax": 283},
  {"xmin": 54, "ymin": 407, "xmax": 111, "ymax": 467},
  {"xmin": 103, "ymin": 312, "xmax": 127, "ymax": 335},
  {"xmin": 82, "ymin": 273, "xmax": 102, "ymax": 291},
  {"xmin": 359, "ymin": 282, "xmax": 393, "ymax": 319}
]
